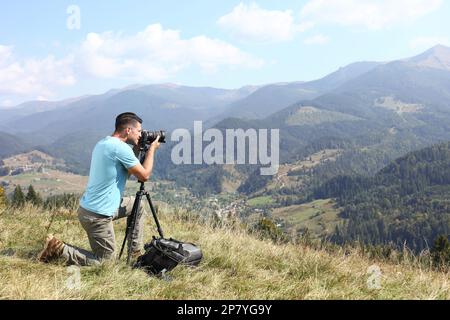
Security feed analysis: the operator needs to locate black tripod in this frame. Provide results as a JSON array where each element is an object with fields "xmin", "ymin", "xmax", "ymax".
[{"xmin": 118, "ymin": 181, "xmax": 164, "ymax": 265}]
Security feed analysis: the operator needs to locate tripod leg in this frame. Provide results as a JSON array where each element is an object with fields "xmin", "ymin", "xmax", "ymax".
[
  {"xmin": 127, "ymin": 198, "xmax": 143, "ymax": 265},
  {"xmin": 145, "ymin": 192, "xmax": 165, "ymax": 239},
  {"xmin": 118, "ymin": 192, "xmax": 142, "ymax": 262}
]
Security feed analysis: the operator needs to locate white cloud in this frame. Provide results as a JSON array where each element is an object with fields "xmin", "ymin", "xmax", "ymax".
[
  {"xmin": 304, "ymin": 34, "xmax": 329, "ymax": 45},
  {"xmin": 218, "ymin": 2, "xmax": 302, "ymax": 43},
  {"xmin": 77, "ymin": 24, "xmax": 264, "ymax": 80},
  {"xmin": 0, "ymin": 24, "xmax": 264, "ymax": 102},
  {"xmin": 0, "ymin": 45, "xmax": 75, "ymax": 100},
  {"xmin": 410, "ymin": 36, "xmax": 450, "ymax": 50},
  {"xmin": 0, "ymin": 45, "xmax": 13, "ymax": 61},
  {"xmin": 1, "ymin": 99, "xmax": 14, "ymax": 107},
  {"xmin": 300, "ymin": 0, "xmax": 443, "ymax": 31}
]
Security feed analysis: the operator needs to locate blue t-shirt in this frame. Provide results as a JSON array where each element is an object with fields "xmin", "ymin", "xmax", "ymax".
[{"xmin": 80, "ymin": 136, "xmax": 140, "ymax": 216}]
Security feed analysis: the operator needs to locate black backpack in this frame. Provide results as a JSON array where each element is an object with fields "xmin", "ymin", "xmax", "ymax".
[{"xmin": 134, "ymin": 236, "xmax": 202, "ymax": 276}]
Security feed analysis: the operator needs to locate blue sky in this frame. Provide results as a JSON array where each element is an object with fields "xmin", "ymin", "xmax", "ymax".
[{"xmin": 1, "ymin": 0, "xmax": 450, "ymax": 106}]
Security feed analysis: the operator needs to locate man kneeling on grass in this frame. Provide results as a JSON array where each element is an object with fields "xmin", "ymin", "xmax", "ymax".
[{"xmin": 37, "ymin": 112, "xmax": 160, "ymax": 266}]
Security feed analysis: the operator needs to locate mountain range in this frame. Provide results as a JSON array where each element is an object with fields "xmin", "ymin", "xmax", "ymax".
[
  {"xmin": 2, "ymin": 45, "xmax": 450, "ymax": 179},
  {"xmin": 3, "ymin": 45, "xmax": 450, "ymax": 252}
]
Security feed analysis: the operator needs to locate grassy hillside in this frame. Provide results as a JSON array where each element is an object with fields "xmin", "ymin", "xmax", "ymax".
[
  {"xmin": 0, "ymin": 150, "xmax": 86, "ymax": 197},
  {"xmin": 272, "ymin": 199, "xmax": 341, "ymax": 239},
  {"xmin": 312, "ymin": 142, "xmax": 450, "ymax": 251},
  {"xmin": 0, "ymin": 169, "xmax": 87, "ymax": 197},
  {"xmin": 0, "ymin": 204, "xmax": 449, "ymax": 299}
]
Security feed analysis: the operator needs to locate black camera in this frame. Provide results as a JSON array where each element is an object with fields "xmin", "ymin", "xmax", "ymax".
[
  {"xmin": 138, "ymin": 129, "xmax": 166, "ymax": 151},
  {"xmin": 140, "ymin": 130, "xmax": 166, "ymax": 146},
  {"xmin": 136, "ymin": 130, "xmax": 166, "ymax": 164}
]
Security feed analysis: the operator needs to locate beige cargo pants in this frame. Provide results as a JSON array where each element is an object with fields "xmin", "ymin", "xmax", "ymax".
[{"xmin": 62, "ymin": 196, "xmax": 145, "ymax": 266}]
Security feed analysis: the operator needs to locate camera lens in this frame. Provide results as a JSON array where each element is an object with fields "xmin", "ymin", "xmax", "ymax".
[{"xmin": 146, "ymin": 130, "xmax": 166, "ymax": 144}]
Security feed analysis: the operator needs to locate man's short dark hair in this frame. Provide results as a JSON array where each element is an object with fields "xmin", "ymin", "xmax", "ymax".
[{"xmin": 115, "ymin": 112, "xmax": 143, "ymax": 132}]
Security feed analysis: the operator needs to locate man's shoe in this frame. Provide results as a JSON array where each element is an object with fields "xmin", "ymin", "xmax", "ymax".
[{"xmin": 37, "ymin": 234, "xmax": 65, "ymax": 263}]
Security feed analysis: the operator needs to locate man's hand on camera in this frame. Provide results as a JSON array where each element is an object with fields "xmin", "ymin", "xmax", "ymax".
[
  {"xmin": 128, "ymin": 136, "xmax": 160, "ymax": 182},
  {"xmin": 148, "ymin": 135, "xmax": 161, "ymax": 152}
]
